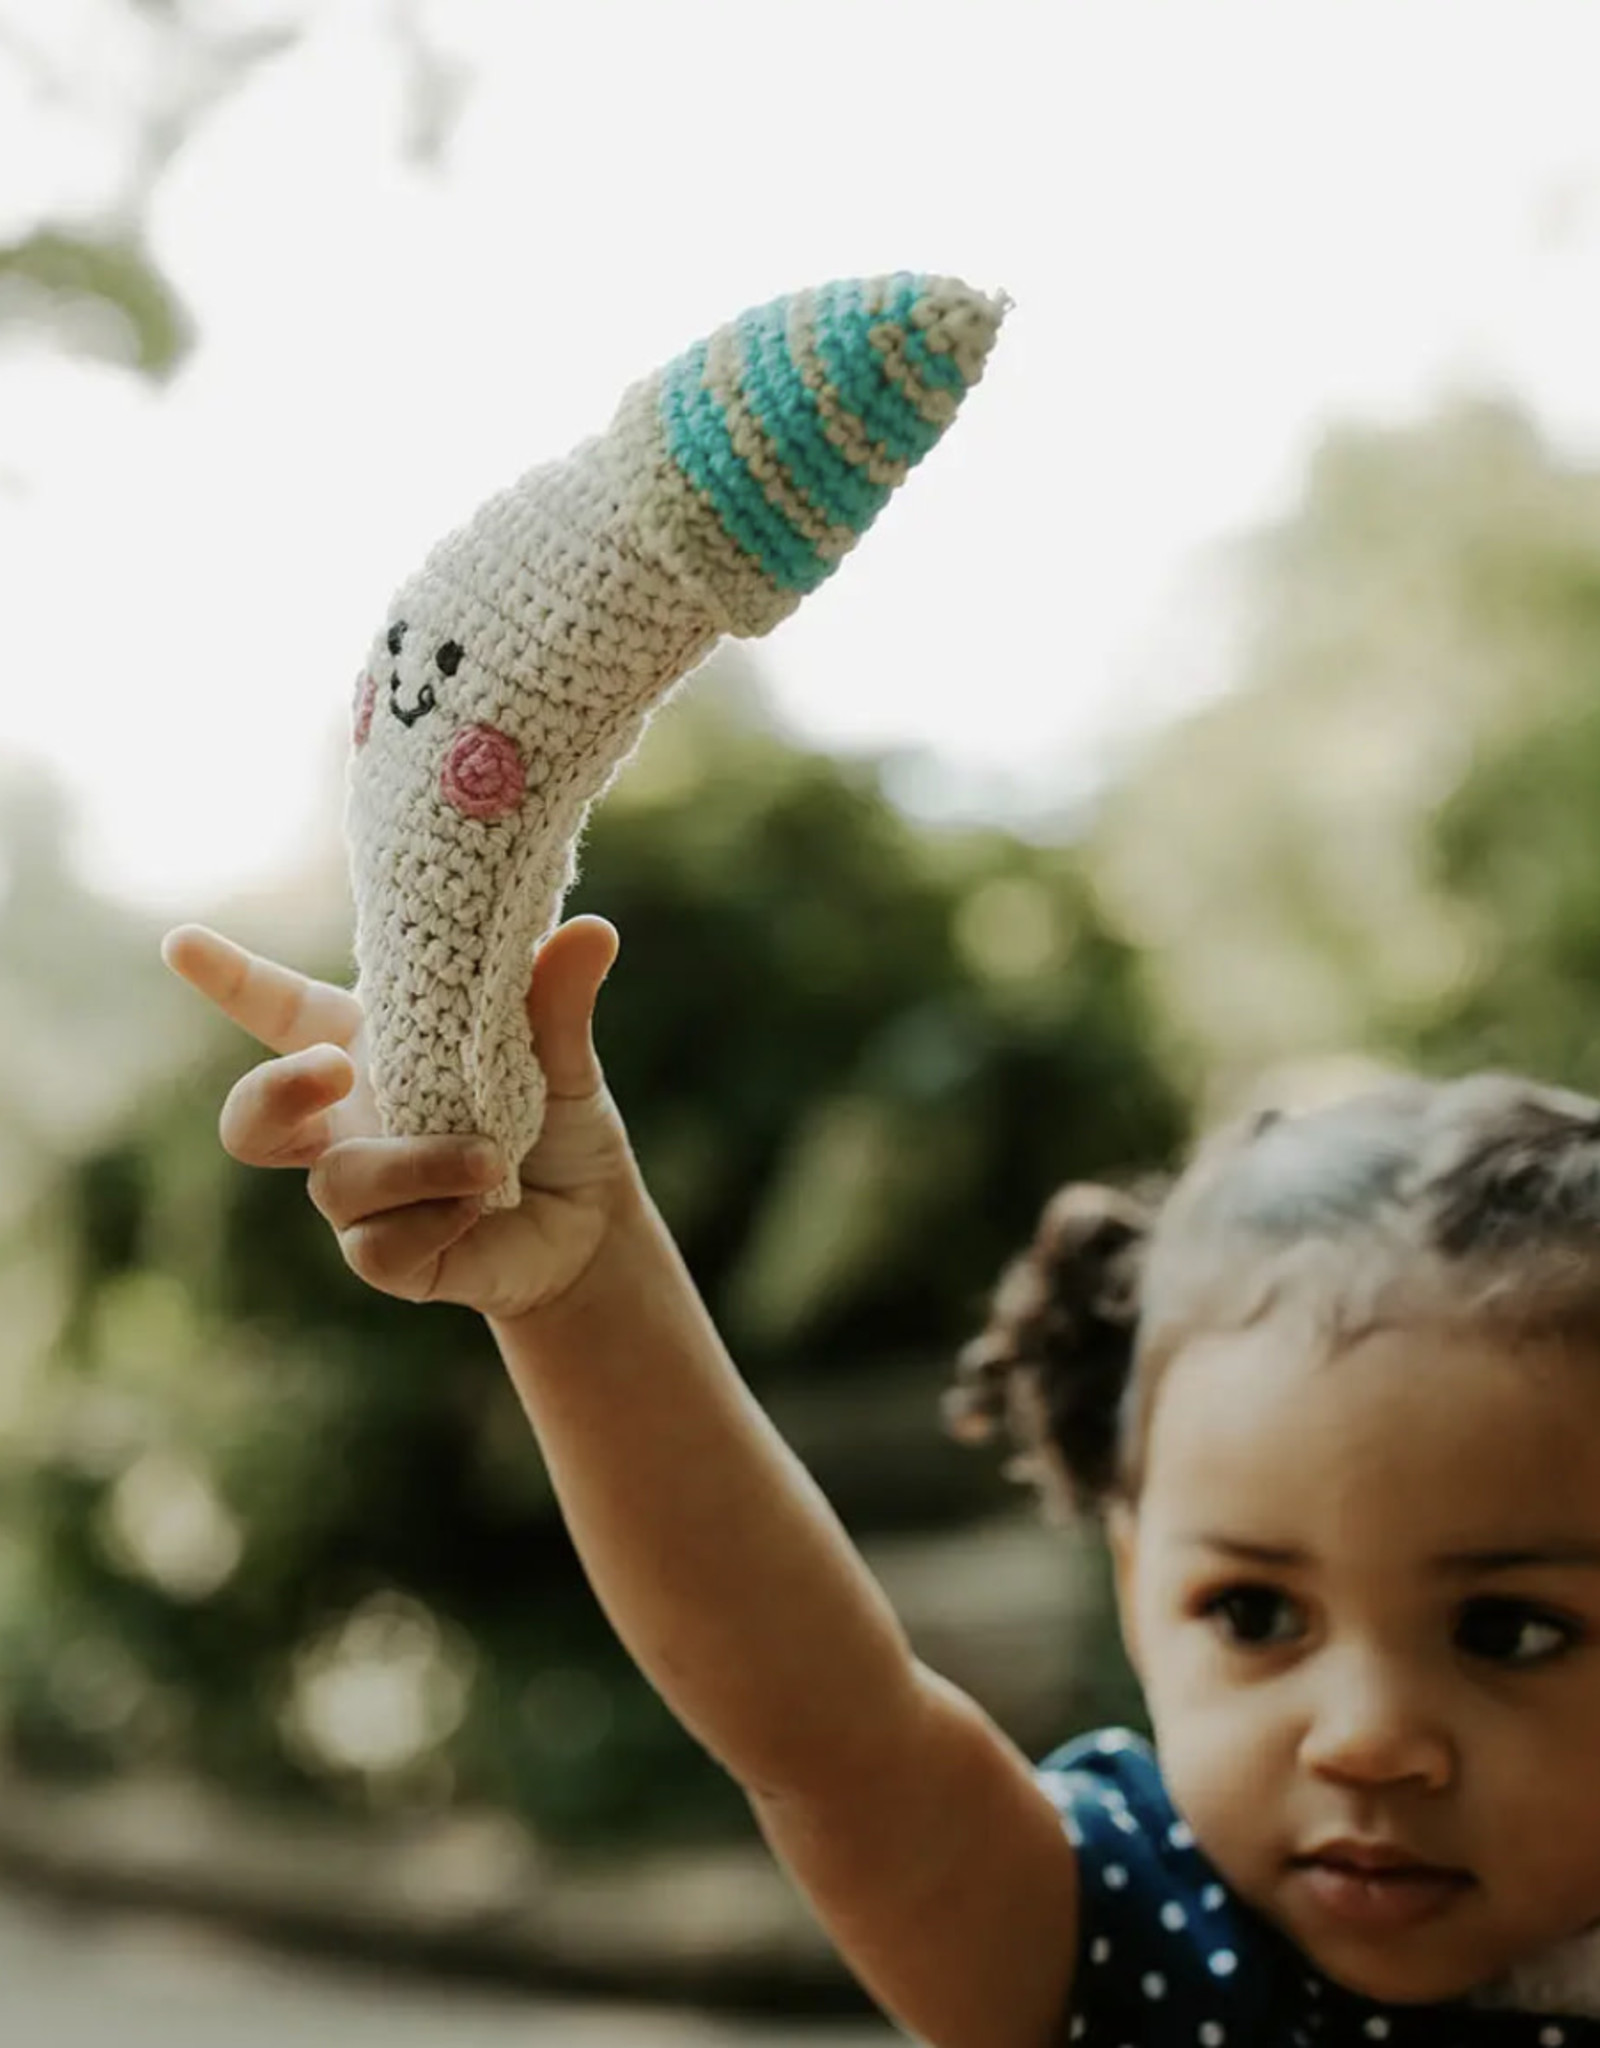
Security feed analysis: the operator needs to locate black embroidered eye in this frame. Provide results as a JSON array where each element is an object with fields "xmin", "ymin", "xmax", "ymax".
[
  {"xmin": 386, "ymin": 620, "xmax": 407, "ymax": 657},
  {"xmin": 435, "ymin": 640, "xmax": 463, "ymax": 677}
]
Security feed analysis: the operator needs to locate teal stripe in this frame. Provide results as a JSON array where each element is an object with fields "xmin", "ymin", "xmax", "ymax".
[
  {"xmin": 735, "ymin": 297, "xmax": 891, "ymax": 538},
  {"xmin": 886, "ymin": 272, "xmax": 970, "ymax": 396},
  {"xmin": 659, "ymin": 339, "xmax": 830, "ymax": 593},
  {"xmin": 811, "ymin": 275, "xmax": 944, "ymax": 468}
]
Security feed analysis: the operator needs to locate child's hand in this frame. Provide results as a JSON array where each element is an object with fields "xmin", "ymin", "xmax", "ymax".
[{"xmin": 160, "ymin": 916, "xmax": 638, "ymax": 1322}]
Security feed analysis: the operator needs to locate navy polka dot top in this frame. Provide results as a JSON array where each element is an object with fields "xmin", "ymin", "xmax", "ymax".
[{"xmin": 1034, "ymin": 1728, "xmax": 1600, "ymax": 2045}]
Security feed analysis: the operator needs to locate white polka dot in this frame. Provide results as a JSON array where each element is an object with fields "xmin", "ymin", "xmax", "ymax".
[
  {"xmin": 1539, "ymin": 2031, "xmax": 1566, "ymax": 2047},
  {"xmin": 1168, "ymin": 1818, "xmax": 1195, "ymax": 1848},
  {"xmin": 1200, "ymin": 2027, "xmax": 1226, "ymax": 2047},
  {"xmin": 1160, "ymin": 1900, "xmax": 1188, "ymax": 1930},
  {"xmin": 1090, "ymin": 1936, "xmax": 1111, "ymax": 1965},
  {"xmin": 1141, "ymin": 1971, "xmax": 1167, "ymax": 2000},
  {"xmin": 1202, "ymin": 1883, "xmax": 1225, "ymax": 1910},
  {"xmin": 1097, "ymin": 1730, "xmax": 1134, "ymax": 1753},
  {"xmin": 1362, "ymin": 2022, "xmax": 1390, "ymax": 2040},
  {"xmin": 1063, "ymin": 1818, "xmax": 1083, "ymax": 1847},
  {"xmin": 1069, "ymin": 2018, "xmax": 1086, "ymax": 2042},
  {"xmin": 1104, "ymin": 1863, "xmax": 1128, "ymax": 1889},
  {"xmin": 1209, "ymin": 1948, "xmax": 1238, "ymax": 1977},
  {"xmin": 1112, "ymin": 1808, "xmax": 1138, "ymax": 1833},
  {"xmin": 1303, "ymin": 1978, "xmax": 1321, "ymax": 1998}
]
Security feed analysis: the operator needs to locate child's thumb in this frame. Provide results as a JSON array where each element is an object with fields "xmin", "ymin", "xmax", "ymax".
[{"xmin": 526, "ymin": 915, "xmax": 619, "ymax": 1098}]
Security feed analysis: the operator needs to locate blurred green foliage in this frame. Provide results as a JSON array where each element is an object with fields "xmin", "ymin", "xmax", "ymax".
[
  {"xmin": 0, "ymin": 228, "xmax": 191, "ymax": 378},
  {"xmin": 1092, "ymin": 397, "xmax": 1600, "ymax": 1108},
  {"xmin": 0, "ymin": 663, "xmax": 1182, "ymax": 1849},
  {"xmin": 1400, "ymin": 565, "xmax": 1600, "ymax": 1088},
  {"xmin": 0, "ymin": 0, "xmax": 318, "ymax": 380}
]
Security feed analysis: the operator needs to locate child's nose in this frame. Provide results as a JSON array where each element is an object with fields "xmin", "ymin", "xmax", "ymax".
[{"xmin": 1298, "ymin": 1651, "xmax": 1456, "ymax": 1793}]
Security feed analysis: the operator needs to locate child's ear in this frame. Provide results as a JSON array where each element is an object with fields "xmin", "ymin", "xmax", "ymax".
[{"xmin": 1105, "ymin": 1500, "xmax": 1144, "ymax": 1679}]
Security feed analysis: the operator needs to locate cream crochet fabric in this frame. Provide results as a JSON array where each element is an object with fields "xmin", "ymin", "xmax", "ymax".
[{"xmin": 346, "ymin": 273, "xmax": 1006, "ymax": 1207}]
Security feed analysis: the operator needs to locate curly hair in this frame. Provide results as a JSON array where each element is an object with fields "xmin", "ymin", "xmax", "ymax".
[
  {"xmin": 943, "ymin": 1180, "xmax": 1157, "ymax": 1520},
  {"xmin": 946, "ymin": 1071, "xmax": 1600, "ymax": 1519}
]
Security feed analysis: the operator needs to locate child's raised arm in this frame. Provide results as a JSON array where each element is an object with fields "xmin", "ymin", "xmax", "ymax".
[{"xmin": 162, "ymin": 917, "xmax": 1079, "ymax": 2048}]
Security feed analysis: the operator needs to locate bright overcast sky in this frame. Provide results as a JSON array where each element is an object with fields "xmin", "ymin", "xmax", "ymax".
[{"xmin": 3, "ymin": 0, "xmax": 1599, "ymax": 915}]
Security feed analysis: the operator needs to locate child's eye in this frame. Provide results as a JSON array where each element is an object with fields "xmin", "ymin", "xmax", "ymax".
[
  {"xmin": 1454, "ymin": 1597, "xmax": 1582, "ymax": 1668},
  {"xmin": 1198, "ymin": 1584, "xmax": 1304, "ymax": 1648}
]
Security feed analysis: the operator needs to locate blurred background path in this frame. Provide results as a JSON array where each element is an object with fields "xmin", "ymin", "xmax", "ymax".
[{"xmin": 0, "ymin": 1889, "xmax": 897, "ymax": 2047}]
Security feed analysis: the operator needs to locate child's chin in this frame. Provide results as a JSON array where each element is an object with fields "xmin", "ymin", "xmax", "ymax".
[{"xmin": 1304, "ymin": 1939, "xmax": 1500, "ymax": 2009}]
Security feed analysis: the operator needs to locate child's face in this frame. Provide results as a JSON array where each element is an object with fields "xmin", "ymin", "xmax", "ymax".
[{"xmin": 1109, "ymin": 1312, "xmax": 1600, "ymax": 2005}]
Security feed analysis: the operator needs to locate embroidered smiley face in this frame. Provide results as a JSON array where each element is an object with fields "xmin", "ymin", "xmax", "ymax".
[
  {"xmin": 352, "ymin": 617, "xmax": 527, "ymax": 824},
  {"xmin": 383, "ymin": 618, "xmax": 456, "ymax": 727}
]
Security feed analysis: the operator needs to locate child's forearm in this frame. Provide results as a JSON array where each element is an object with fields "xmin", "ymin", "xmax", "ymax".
[{"xmin": 487, "ymin": 1175, "xmax": 925, "ymax": 1800}]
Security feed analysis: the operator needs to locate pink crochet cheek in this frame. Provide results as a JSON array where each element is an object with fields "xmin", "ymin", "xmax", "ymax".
[
  {"xmin": 441, "ymin": 722, "xmax": 526, "ymax": 821},
  {"xmin": 352, "ymin": 672, "xmax": 377, "ymax": 748}
]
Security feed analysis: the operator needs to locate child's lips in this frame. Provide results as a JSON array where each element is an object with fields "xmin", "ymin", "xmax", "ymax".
[{"xmin": 1288, "ymin": 1847, "xmax": 1476, "ymax": 1931}]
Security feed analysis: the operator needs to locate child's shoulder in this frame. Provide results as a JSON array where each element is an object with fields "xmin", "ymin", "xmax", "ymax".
[
  {"xmin": 1035, "ymin": 1728, "xmax": 1229, "ymax": 1917},
  {"xmin": 1035, "ymin": 1724, "xmax": 1205, "ymax": 1887},
  {"xmin": 1036, "ymin": 1724, "xmax": 1167, "ymax": 1814},
  {"xmin": 1033, "ymin": 1725, "xmax": 1265, "ymax": 2040}
]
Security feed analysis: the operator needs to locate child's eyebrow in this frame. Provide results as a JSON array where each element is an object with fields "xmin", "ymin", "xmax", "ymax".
[
  {"xmin": 1183, "ymin": 1535, "xmax": 1307, "ymax": 1565},
  {"xmin": 1431, "ymin": 1543, "xmax": 1600, "ymax": 1574},
  {"xmin": 1182, "ymin": 1534, "xmax": 1600, "ymax": 1572}
]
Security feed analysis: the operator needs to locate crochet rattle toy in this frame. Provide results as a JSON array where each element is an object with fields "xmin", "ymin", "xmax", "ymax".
[{"xmin": 346, "ymin": 272, "xmax": 1007, "ymax": 1209}]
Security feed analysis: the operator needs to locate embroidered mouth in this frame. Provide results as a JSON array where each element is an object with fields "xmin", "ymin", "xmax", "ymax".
[{"xmin": 389, "ymin": 671, "xmax": 437, "ymax": 727}]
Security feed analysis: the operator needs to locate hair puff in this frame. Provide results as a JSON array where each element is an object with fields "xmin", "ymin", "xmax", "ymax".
[{"xmin": 943, "ymin": 1181, "xmax": 1155, "ymax": 1518}]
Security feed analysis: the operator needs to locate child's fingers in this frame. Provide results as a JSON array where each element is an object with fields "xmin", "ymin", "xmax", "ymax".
[
  {"xmin": 162, "ymin": 925, "xmax": 363, "ymax": 1055},
  {"xmin": 340, "ymin": 1197, "xmax": 486, "ymax": 1302},
  {"xmin": 307, "ymin": 1134, "xmax": 502, "ymax": 1234},
  {"xmin": 525, "ymin": 915, "xmax": 619, "ymax": 1099},
  {"xmin": 312, "ymin": 1136, "xmax": 499, "ymax": 1302},
  {"xmin": 219, "ymin": 1046, "xmax": 357, "ymax": 1167}
]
